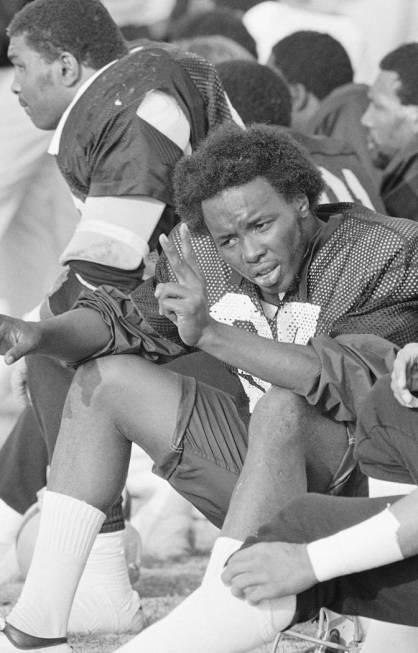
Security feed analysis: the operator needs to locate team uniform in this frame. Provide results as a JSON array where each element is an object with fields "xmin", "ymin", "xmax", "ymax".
[
  {"xmin": 0, "ymin": 43, "xmax": 235, "ymax": 527},
  {"xmin": 289, "ymin": 129, "xmax": 384, "ymax": 213},
  {"xmin": 75, "ymin": 204, "xmax": 418, "ymax": 526},
  {"xmin": 247, "ymin": 375, "xmax": 418, "ymax": 627},
  {"xmin": 307, "ymin": 82, "xmax": 379, "ymax": 189},
  {"xmin": 380, "ymin": 141, "xmax": 418, "ymax": 221}
]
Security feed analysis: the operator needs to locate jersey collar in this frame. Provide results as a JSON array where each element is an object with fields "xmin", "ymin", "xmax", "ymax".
[{"xmin": 48, "ymin": 60, "xmax": 116, "ymax": 156}]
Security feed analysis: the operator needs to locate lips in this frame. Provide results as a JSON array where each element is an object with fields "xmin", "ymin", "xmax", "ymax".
[{"xmin": 252, "ymin": 263, "xmax": 281, "ymax": 286}]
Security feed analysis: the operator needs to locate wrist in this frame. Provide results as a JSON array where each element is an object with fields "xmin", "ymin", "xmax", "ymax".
[
  {"xmin": 306, "ymin": 507, "xmax": 403, "ymax": 582},
  {"xmin": 195, "ymin": 318, "xmax": 220, "ymax": 351}
]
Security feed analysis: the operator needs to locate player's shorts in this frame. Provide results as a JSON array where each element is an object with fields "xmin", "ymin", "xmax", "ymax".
[
  {"xmin": 152, "ymin": 369, "xmax": 361, "ymax": 527},
  {"xmin": 153, "ymin": 373, "xmax": 250, "ymax": 527}
]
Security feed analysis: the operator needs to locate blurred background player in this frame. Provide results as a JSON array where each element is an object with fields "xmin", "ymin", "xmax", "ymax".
[
  {"xmin": 268, "ymin": 30, "xmax": 377, "ymax": 184},
  {"xmin": 216, "ymin": 58, "xmax": 383, "ymax": 210},
  {"xmin": 362, "ymin": 43, "xmax": 418, "ymax": 221},
  {"xmin": 168, "ymin": 7, "xmax": 258, "ymax": 58}
]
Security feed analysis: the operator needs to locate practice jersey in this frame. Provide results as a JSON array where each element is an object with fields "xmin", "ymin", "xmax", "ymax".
[
  {"xmin": 53, "ymin": 43, "xmax": 233, "ymax": 289},
  {"xmin": 77, "ymin": 203, "xmax": 418, "ymax": 417},
  {"xmin": 275, "ymin": 127, "xmax": 385, "ymax": 213}
]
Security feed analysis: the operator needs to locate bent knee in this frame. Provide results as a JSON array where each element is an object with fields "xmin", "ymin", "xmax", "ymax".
[
  {"xmin": 70, "ymin": 356, "xmax": 134, "ymax": 408},
  {"xmin": 254, "ymin": 386, "xmax": 304, "ymax": 416}
]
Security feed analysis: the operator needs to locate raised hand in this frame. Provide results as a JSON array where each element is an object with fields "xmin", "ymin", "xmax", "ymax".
[
  {"xmin": 0, "ymin": 314, "xmax": 42, "ymax": 365},
  {"xmin": 155, "ymin": 223, "xmax": 214, "ymax": 347},
  {"xmin": 391, "ymin": 343, "xmax": 418, "ymax": 408},
  {"xmin": 221, "ymin": 541, "xmax": 316, "ymax": 605}
]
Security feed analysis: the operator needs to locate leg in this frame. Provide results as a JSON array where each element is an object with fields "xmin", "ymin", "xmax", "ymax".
[
  {"xmin": 4, "ymin": 354, "xmax": 191, "ymax": 642},
  {"xmin": 0, "ymin": 407, "xmax": 47, "ymax": 514},
  {"xmin": 221, "ymin": 386, "xmax": 348, "ymax": 538},
  {"xmin": 0, "ymin": 408, "xmax": 48, "ymax": 585}
]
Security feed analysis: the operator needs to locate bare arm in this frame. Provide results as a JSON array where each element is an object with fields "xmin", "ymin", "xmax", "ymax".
[
  {"xmin": 156, "ymin": 223, "xmax": 320, "ymax": 391},
  {"xmin": 222, "ymin": 489, "xmax": 418, "ymax": 604},
  {"xmin": 0, "ymin": 307, "xmax": 111, "ymax": 365}
]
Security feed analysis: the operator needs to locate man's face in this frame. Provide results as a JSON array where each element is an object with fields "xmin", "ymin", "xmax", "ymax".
[
  {"xmin": 202, "ymin": 177, "xmax": 309, "ymax": 303},
  {"xmin": 362, "ymin": 70, "xmax": 418, "ymax": 169},
  {"xmin": 8, "ymin": 34, "xmax": 68, "ymax": 130}
]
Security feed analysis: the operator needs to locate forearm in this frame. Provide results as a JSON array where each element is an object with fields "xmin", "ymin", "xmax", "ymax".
[
  {"xmin": 198, "ymin": 320, "xmax": 320, "ymax": 391},
  {"xmin": 35, "ymin": 307, "xmax": 111, "ymax": 362},
  {"xmin": 307, "ymin": 489, "xmax": 418, "ymax": 582}
]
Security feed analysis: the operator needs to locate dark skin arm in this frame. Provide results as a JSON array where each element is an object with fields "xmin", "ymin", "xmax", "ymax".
[
  {"xmin": 156, "ymin": 223, "xmax": 320, "ymax": 391},
  {"xmin": 0, "ymin": 307, "xmax": 111, "ymax": 365}
]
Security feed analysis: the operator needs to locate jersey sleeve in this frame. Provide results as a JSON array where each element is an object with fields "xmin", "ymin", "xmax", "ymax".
[
  {"xmin": 87, "ymin": 111, "xmax": 184, "ymax": 204},
  {"xmin": 300, "ymin": 333, "xmax": 399, "ymax": 422}
]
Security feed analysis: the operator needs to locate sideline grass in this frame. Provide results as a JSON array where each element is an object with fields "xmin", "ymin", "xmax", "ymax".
[{"xmin": 0, "ymin": 554, "xmax": 313, "ymax": 652}]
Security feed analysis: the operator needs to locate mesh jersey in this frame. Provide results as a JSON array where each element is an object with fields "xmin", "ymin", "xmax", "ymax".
[
  {"xmin": 289, "ymin": 130, "xmax": 385, "ymax": 214},
  {"xmin": 381, "ymin": 142, "xmax": 418, "ymax": 221},
  {"xmin": 55, "ymin": 43, "xmax": 232, "ymax": 278},
  {"xmin": 77, "ymin": 203, "xmax": 418, "ymax": 416}
]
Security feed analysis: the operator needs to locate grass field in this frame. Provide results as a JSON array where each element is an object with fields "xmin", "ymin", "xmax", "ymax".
[{"xmin": 0, "ymin": 553, "xmax": 316, "ymax": 653}]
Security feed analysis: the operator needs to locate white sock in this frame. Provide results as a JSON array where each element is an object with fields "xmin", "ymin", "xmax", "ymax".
[
  {"xmin": 7, "ymin": 491, "xmax": 105, "ymax": 638},
  {"xmin": 202, "ymin": 536, "xmax": 243, "ymax": 583},
  {"xmin": 118, "ymin": 574, "xmax": 296, "ymax": 653},
  {"xmin": 368, "ymin": 477, "xmax": 417, "ymax": 497},
  {"xmin": 68, "ymin": 530, "xmax": 142, "ymax": 633},
  {"xmin": 0, "ymin": 499, "xmax": 23, "ymax": 539}
]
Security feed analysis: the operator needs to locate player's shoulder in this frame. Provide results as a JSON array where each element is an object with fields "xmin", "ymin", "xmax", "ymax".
[{"xmin": 319, "ymin": 203, "xmax": 418, "ymax": 245}]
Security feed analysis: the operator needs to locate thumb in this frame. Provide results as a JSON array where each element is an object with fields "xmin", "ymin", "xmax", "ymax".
[{"xmin": 4, "ymin": 343, "xmax": 28, "ymax": 365}]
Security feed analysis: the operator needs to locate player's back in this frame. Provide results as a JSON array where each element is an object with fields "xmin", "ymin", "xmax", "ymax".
[{"xmin": 271, "ymin": 126, "xmax": 385, "ymax": 214}]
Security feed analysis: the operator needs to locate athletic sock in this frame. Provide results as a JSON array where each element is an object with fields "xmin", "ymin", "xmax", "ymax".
[
  {"xmin": 68, "ymin": 530, "xmax": 143, "ymax": 633},
  {"xmin": 117, "ymin": 573, "xmax": 296, "ymax": 653},
  {"xmin": 202, "ymin": 536, "xmax": 243, "ymax": 583},
  {"xmin": 7, "ymin": 490, "xmax": 105, "ymax": 638},
  {"xmin": 0, "ymin": 499, "xmax": 22, "ymax": 583}
]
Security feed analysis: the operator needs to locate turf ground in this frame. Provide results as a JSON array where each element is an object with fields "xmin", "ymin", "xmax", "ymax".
[{"xmin": 0, "ymin": 554, "xmax": 314, "ymax": 653}]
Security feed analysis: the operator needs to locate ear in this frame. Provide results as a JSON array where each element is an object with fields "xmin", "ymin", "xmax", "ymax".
[
  {"xmin": 296, "ymin": 193, "xmax": 310, "ymax": 217},
  {"xmin": 289, "ymin": 83, "xmax": 310, "ymax": 112},
  {"xmin": 58, "ymin": 51, "xmax": 81, "ymax": 87}
]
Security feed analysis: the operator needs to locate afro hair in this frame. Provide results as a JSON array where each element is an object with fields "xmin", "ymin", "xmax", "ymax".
[{"xmin": 174, "ymin": 122, "xmax": 323, "ymax": 232}]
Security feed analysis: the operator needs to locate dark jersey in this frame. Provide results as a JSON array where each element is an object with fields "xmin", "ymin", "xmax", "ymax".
[
  {"xmin": 381, "ymin": 142, "xmax": 418, "ymax": 221},
  {"xmin": 290, "ymin": 131, "xmax": 385, "ymax": 213},
  {"xmin": 77, "ymin": 203, "xmax": 418, "ymax": 419},
  {"xmin": 55, "ymin": 43, "xmax": 232, "ymax": 286},
  {"xmin": 307, "ymin": 82, "xmax": 378, "ymax": 188}
]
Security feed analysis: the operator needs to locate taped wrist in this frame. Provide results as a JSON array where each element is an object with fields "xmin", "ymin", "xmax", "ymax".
[{"xmin": 307, "ymin": 507, "xmax": 404, "ymax": 582}]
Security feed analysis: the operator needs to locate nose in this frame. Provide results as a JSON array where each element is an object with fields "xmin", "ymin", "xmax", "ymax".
[
  {"xmin": 241, "ymin": 234, "xmax": 265, "ymax": 263},
  {"xmin": 11, "ymin": 75, "xmax": 20, "ymax": 95}
]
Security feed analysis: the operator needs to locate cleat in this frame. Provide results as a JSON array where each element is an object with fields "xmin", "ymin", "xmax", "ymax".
[{"xmin": 0, "ymin": 619, "xmax": 72, "ymax": 652}]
